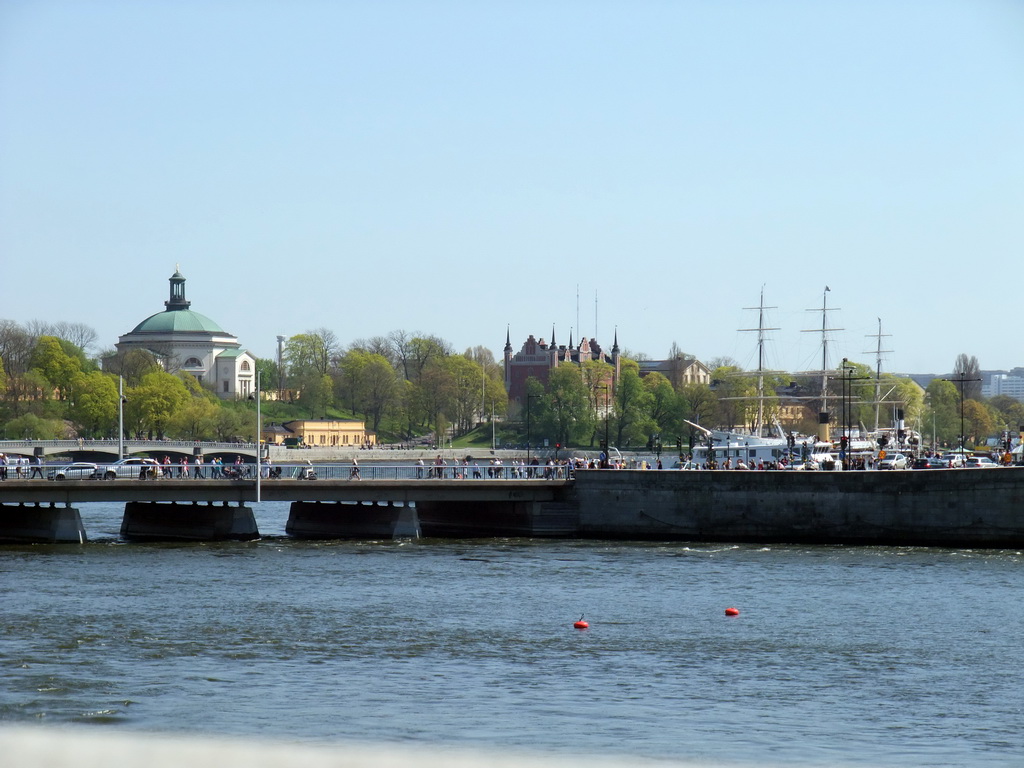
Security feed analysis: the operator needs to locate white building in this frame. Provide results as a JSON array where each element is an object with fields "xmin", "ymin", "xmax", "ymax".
[
  {"xmin": 113, "ymin": 269, "xmax": 256, "ymax": 399},
  {"xmin": 983, "ymin": 374, "xmax": 1024, "ymax": 402}
]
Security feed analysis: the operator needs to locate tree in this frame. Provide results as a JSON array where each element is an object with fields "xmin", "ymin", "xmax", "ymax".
[
  {"xmin": 299, "ymin": 374, "xmax": 333, "ymax": 419},
  {"xmin": 643, "ymin": 371, "xmax": 677, "ymax": 434},
  {"xmin": 680, "ymin": 382, "xmax": 716, "ymax": 426},
  {"xmin": 69, "ymin": 371, "xmax": 118, "ymax": 437},
  {"xmin": 128, "ymin": 372, "xmax": 190, "ymax": 439},
  {"xmin": 962, "ymin": 399, "xmax": 996, "ymax": 448},
  {"xmin": 285, "ymin": 329, "xmax": 340, "ymax": 380},
  {"xmin": 172, "ymin": 396, "xmax": 221, "ymax": 440},
  {"xmin": 990, "ymin": 396, "xmax": 1024, "ymax": 437},
  {"xmin": 30, "ymin": 336, "xmax": 82, "ymax": 400},
  {"xmin": 4, "ymin": 412, "xmax": 62, "ymax": 440},
  {"xmin": 542, "ymin": 365, "xmax": 594, "ymax": 446},
  {"xmin": 335, "ymin": 348, "xmax": 398, "ymax": 431},
  {"xmin": 711, "ymin": 365, "xmax": 756, "ymax": 430},
  {"xmin": 255, "ymin": 358, "xmax": 279, "ymax": 396},
  {"xmin": 51, "ymin": 321, "xmax": 98, "ymax": 354},
  {"xmin": 107, "ymin": 348, "xmax": 162, "ymax": 386},
  {"xmin": 360, "ymin": 353, "xmax": 399, "ymax": 432},
  {"xmin": 952, "ymin": 354, "xmax": 982, "ymax": 401},
  {"xmin": 924, "ymin": 379, "xmax": 960, "ymax": 446},
  {"xmin": 214, "ymin": 407, "xmax": 245, "ymax": 441},
  {"xmin": 614, "ymin": 363, "xmax": 654, "ymax": 447}
]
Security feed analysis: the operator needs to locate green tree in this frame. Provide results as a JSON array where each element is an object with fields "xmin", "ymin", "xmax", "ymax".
[
  {"xmin": 299, "ymin": 374, "xmax": 333, "ymax": 419},
  {"xmin": 614, "ymin": 364, "xmax": 653, "ymax": 447},
  {"xmin": 4, "ymin": 412, "xmax": 62, "ymax": 440},
  {"xmin": 69, "ymin": 371, "xmax": 118, "ymax": 437},
  {"xmin": 214, "ymin": 407, "xmax": 245, "ymax": 441},
  {"xmin": 643, "ymin": 371, "xmax": 677, "ymax": 435},
  {"xmin": 712, "ymin": 366, "xmax": 756, "ymax": 430},
  {"xmin": 172, "ymin": 396, "xmax": 221, "ymax": 440},
  {"xmin": 680, "ymin": 382, "xmax": 717, "ymax": 426},
  {"xmin": 543, "ymin": 365, "xmax": 594, "ymax": 447},
  {"xmin": 962, "ymin": 400, "xmax": 997, "ymax": 448},
  {"xmin": 30, "ymin": 335, "xmax": 82, "ymax": 401},
  {"xmin": 128, "ymin": 372, "xmax": 190, "ymax": 439},
  {"xmin": 924, "ymin": 379, "xmax": 960, "ymax": 446}
]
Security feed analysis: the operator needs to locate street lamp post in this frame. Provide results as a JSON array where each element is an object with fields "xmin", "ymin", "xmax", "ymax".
[
  {"xmin": 118, "ymin": 375, "xmax": 125, "ymax": 460},
  {"xmin": 598, "ymin": 385, "xmax": 610, "ymax": 468},
  {"xmin": 942, "ymin": 373, "xmax": 981, "ymax": 462},
  {"xmin": 248, "ymin": 371, "xmax": 262, "ymax": 503},
  {"xmin": 526, "ymin": 394, "xmax": 539, "ymax": 468},
  {"xmin": 256, "ymin": 370, "xmax": 261, "ymax": 503}
]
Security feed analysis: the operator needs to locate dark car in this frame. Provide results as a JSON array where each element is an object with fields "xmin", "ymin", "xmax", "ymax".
[{"xmin": 912, "ymin": 457, "xmax": 944, "ymax": 469}]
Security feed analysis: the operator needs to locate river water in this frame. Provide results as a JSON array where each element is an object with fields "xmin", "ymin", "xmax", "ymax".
[{"xmin": 1, "ymin": 501, "xmax": 1022, "ymax": 767}]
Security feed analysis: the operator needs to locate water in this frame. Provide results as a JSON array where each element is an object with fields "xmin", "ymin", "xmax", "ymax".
[{"xmin": 2, "ymin": 502, "xmax": 1023, "ymax": 766}]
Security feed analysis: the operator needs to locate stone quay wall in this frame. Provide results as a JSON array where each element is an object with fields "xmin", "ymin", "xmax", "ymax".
[{"xmin": 570, "ymin": 468, "xmax": 1024, "ymax": 547}]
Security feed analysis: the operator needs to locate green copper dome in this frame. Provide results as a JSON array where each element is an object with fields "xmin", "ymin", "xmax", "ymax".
[{"xmin": 130, "ymin": 309, "xmax": 227, "ymax": 334}]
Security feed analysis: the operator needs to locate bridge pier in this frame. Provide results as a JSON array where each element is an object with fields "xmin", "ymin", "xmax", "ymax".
[
  {"xmin": 0, "ymin": 503, "xmax": 87, "ymax": 544},
  {"xmin": 286, "ymin": 501, "xmax": 420, "ymax": 540},
  {"xmin": 120, "ymin": 502, "xmax": 259, "ymax": 542}
]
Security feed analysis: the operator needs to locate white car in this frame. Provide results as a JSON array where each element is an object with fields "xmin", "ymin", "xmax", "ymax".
[
  {"xmin": 965, "ymin": 456, "xmax": 1000, "ymax": 469},
  {"xmin": 48, "ymin": 462, "xmax": 99, "ymax": 480},
  {"xmin": 877, "ymin": 453, "xmax": 908, "ymax": 470},
  {"xmin": 98, "ymin": 457, "xmax": 161, "ymax": 479}
]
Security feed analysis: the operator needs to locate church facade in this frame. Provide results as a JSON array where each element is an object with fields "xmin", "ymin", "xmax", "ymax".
[{"xmin": 111, "ymin": 269, "xmax": 257, "ymax": 399}]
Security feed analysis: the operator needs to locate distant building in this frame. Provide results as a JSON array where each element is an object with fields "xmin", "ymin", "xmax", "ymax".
[
  {"xmin": 262, "ymin": 420, "xmax": 375, "ymax": 447},
  {"xmin": 109, "ymin": 269, "xmax": 256, "ymax": 399},
  {"xmin": 637, "ymin": 356, "xmax": 711, "ymax": 388},
  {"xmin": 503, "ymin": 328, "xmax": 620, "ymax": 405},
  {"xmin": 984, "ymin": 374, "xmax": 1024, "ymax": 402}
]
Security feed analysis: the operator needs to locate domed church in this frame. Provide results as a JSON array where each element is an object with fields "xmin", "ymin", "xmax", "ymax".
[{"xmin": 113, "ymin": 268, "xmax": 257, "ymax": 399}]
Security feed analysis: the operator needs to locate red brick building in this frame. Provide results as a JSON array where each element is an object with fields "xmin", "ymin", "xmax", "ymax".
[{"xmin": 503, "ymin": 327, "xmax": 620, "ymax": 405}]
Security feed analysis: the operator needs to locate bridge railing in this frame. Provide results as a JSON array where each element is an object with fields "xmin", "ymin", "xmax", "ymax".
[{"xmin": 0, "ymin": 462, "xmax": 575, "ymax": 481}]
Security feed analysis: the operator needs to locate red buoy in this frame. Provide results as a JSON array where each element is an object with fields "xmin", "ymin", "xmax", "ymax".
[
  {"xmin": 725, "ymin": 607, "xmax": 740, "ymax": 616},
  {"xmin": 574, "ymin": 614, "xmax": 589, "ymax": 629}
]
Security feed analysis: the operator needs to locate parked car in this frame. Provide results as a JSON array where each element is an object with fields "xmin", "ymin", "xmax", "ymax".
[
  {"xmin": 48, "ymin": 462, "xmax": 99, "ymax": 481},
  {"xmin": 940, "ymin": 453, "xmax": 967, "ymax": 468},
  {"xmin": 964, "ymin": 456, "xmax": 1000, "ymax": 469},
  {"xmin": 98, "ymin": 457, "xmax": 161, "ymax": 479},
  {"xmin": 877, "ymin": 453, "xmax": 909, "ymax": 470}
]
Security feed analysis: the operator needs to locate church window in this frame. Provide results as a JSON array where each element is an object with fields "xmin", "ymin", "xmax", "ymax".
[
  {"xmin": 183, "ymin": 357, "xmax": 203, "ymax": 368},
  {"xmin": 241, "ymin": 361, "xmax": 251, "ymax": 371}
]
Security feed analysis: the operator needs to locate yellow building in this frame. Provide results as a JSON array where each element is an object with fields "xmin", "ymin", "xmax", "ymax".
[{"xmin": 262, "ymin": 420, "xmax": 376, "ymax": 447}]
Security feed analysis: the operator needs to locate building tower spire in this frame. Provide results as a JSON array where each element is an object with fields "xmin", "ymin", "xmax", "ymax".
[
  {"xmin": 165, "ymin": 268, "xmax": 191, "ymax": 311},
  {"xmin": 611, "ymin": 327, "xmax": 621, "ymax": 391},
  {"xmin": 503, "ymin": 325, "xmax": 513, "ymax": 392}
]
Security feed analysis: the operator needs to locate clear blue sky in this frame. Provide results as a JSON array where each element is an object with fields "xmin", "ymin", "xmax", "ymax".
[{"xmin": 2, "ymin": 1, "xmax": 1022, "ymax": 375}]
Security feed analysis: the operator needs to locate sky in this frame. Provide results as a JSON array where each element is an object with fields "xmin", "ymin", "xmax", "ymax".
[{"xmin": 1, "ymin": 0, "xmax": 1022, "ymax": 376}]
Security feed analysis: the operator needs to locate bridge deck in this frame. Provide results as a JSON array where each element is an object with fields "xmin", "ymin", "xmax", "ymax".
[{"xmin": 0, "ymin": 478, "xmax": 571, "ymax": 505}]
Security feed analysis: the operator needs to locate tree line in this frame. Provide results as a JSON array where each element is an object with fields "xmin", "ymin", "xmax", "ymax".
[{"xmin": 0, "ymin": 318, "xmax": 1020, "ymax": 451}]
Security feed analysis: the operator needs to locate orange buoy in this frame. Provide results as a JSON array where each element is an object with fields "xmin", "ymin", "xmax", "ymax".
[
  {"xmin": 724, "ymin": 607, "xmax": 740, "ymax": 616},
  {"xmin": 574, "ymin": 614, "xmax": 589, "ymax": 629}
]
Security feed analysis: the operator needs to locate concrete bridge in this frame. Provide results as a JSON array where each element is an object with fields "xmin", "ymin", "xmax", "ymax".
[
  {"xmin": 0, "ymin": 439, "xmax": 260, "ymax": 462},
  {"xmin": 0, "ymin": 472, "xmax": 575, "ymax": 543}
]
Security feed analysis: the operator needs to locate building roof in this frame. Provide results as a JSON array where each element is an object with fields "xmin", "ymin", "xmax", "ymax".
[{"xmin": 129, "ymin": 309, "xmax": 227, "ymax": 335}]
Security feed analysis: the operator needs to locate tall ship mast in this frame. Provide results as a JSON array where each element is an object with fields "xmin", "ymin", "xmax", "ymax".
[
  {"xmin": 739, "ymin": 286, "xmax": 779, "ymax": 437},
  {"xmin": 864, "ymin": 318, "xmax": 892, "ymax": 432},
  {"xmin": 801, "ymin": 286, "xmax": 843, "ymax": 441}
]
